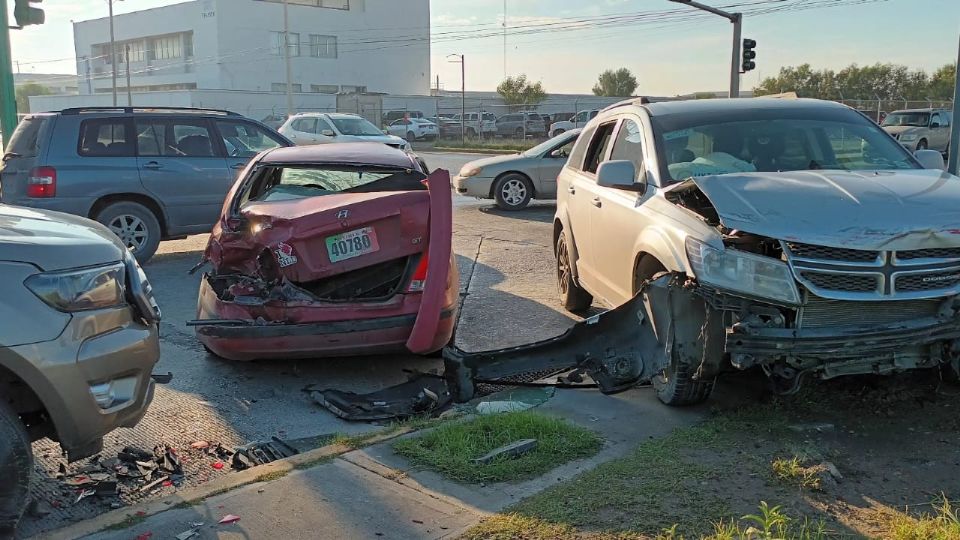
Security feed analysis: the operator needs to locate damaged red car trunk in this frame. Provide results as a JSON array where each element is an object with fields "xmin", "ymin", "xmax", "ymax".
[{"xmin": 190, "ymin": 143, "xmax": 458, "ymax": 360}]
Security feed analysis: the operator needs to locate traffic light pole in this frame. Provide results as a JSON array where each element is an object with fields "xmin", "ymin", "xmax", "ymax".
[
  {"xmin": 668, "ymin": 0, "xmax": 742, "ymax": 98},
  {"xmin": 0, "ymin": 0, "xmax": 18, "ymax": 145},
  {"xmin": 948, "ymin": 32, "xmax": 959, "ymax": 176}
]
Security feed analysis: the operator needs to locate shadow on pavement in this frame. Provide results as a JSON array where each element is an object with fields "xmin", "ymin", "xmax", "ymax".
[{"xmin": 475, "ymin": 203, "xmax": 555, "ymax": 224}]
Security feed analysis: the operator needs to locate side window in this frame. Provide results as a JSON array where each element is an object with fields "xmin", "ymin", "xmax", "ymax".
[
  {"xmin": 583, "ymin": 121, "xmax": 617, "ymax": 174},
  {"xmin": 292, "ymin": 118, "xmax": 318, "ymax": 133},
  {"xmin": 216, "ymin": 120, "xmax": 284, "ymax": 158},
  {"xmin": 575, "ymin": 111, "xmax": 588, "ymax": 123},
  {"xmin": 172, "ymin": 122, "xmax": 216, "ymax": 157},
  {"xmin": 567, "ymin": 125, "xmax": 596, "ymax": 171},
  {"xmin": 135, "ymin": 121, "xmax": 167, "ymax": 157},
  {"xmin": 317, "ymin": 117, "xmax": 335, "ymax": 134},
  {"xmin": 78, "ymin": 119, "xmax": 133, "ymax": 157},
  {"xmin": 609, "ymin": 119, "xmax": 644, "ymax": 181}
]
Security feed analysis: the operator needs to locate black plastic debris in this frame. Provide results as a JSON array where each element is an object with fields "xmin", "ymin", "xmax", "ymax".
[
  {"xmin": 230, "ymin": 437, "xmax": 300, "ymax": 471},
  {"xmin": 312, "ymin": 374, "xmax": 452, "ymax": 422}
]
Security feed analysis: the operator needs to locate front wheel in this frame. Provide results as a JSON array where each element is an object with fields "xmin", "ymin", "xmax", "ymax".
[
  {"xmin": 556, "ymin": 232, "xmax": 592, "ymax": 312},
  {"xmin": 0, "ymin": 400, "xmax": 33, "ymax": 534},
  {"xmin": 406, "ymin": 131, "xmax": 417, "ymax": 142},
  {"xmin": 96, "ymin": 201, "xmax": 162, "ymax": 263},
  {"xmin": 917, "ymin": 139, "xmax": 928, "ymax": 151},
  {"xmin": 493, "ymin": 174, "xmax": 533, "ymax": 210},
  {"xmin": 514, "ymin": 127, "xmax": 525, "ymax": 139}
]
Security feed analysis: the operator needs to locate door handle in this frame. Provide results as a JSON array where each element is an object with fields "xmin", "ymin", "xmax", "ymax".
[
  {"xmin": 591, "ymin": 197, "xmax": 602, "ymax": 208},
  {"xmin": 143, "ymin": 161, "xmax": 163, "ymax": 170},
  {"xmin": 230, "ymin": 163, "xmax": 245, "ymax": 170},
  {"xmin": 567, "ymin": 186, "xmax": 576, "ymax": 195}
]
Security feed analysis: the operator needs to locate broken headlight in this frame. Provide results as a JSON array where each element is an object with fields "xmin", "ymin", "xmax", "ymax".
[
  {"xmin": 685, "ymin": 238, "xmax": 800, "ymax": 305},
  {"xmin": 25, "ymin": 263, "xmax": 126, "ymax": 312}
]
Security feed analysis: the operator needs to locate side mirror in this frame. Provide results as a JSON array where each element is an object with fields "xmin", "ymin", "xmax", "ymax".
[
  {"xmin": 915, "ymin": 149, "xmax": 945, "ymax": 170},
  {"xmin": 931, "ymin": 121, "xmax": 941, "ymax": 129},
  {"xmin": 596, "ymin": 160, "xmax": 645, "ymax": 192},
  {"xmin": 321, "ymin": 129, "xmax": 335, "ymax": 137}
]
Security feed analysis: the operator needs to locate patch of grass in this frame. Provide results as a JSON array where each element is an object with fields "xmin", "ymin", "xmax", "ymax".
[
  {"xmin": 254, "ymin": 469, "xmax": 289, "ymax": 482},
  {"xmin": 461, "ymin": 514, "xmax": 646, "ymax": 540},
  {"xmin": 293, "ymin": 454, "xmax": 336, "ymax": 470},
  {"xmin": 393, "ymin": 411, "xmax": 601, "ymax": 483},
  {"xmin": 706, "ymin": 502, "xmax": 829, "ymax": 540},
  {"xmin": 771, "ymin": 456, "xmax": 823, "ymax": 490},
  {"xmin": 887, "ymin": 496, "xmax": 960, "ymax": 540}
]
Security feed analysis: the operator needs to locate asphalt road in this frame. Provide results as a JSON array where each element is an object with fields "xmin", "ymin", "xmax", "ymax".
[{"xmin": 21, "ymin": 151, "xmax": 574, "ymax": 537}]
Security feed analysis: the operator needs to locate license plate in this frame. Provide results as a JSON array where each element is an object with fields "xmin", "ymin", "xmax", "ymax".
[{"xmin": 326, "ymin": 227, "xmax": 380, "ymax": 263}]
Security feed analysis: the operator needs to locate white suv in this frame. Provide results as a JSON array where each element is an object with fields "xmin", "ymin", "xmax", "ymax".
[{"xmin": 554, "ymin": 97, "xmax": 958, "ymax": 405}]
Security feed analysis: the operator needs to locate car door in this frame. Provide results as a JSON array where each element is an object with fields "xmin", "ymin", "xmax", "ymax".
[
  {"xmin": 286, "ymin": 117, "xmax": 319, "ymax": 145},
  {"xmin": 563, "ymin": 120, "xmax": 618, "ymax": 296},
  {"xmin": 589, "ymin": 116, "xmax": 650, "ymax": 305},
  {"xmin": 387, "ymin": 119, "xmax": 408, "ymax": 138},
  {"xmin": 532, "ymin": 134, "xmax": 577, "ymax": 198},
  {"xmin": 931, "ymin": 112, "xmax": 950, "ymax": 151},
  {"xmin": 315, "ymin": 116, "xmax": 338, "ymax": 143},
  {"xmin": 135, "ymin": 117, "xmax": 233, "ymax": 231},
  {"xmin": 215, "ymin": 119, "xmax": 287, "ymax": 177}
]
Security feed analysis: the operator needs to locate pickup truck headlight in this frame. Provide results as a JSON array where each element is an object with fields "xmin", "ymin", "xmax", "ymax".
[
  {"xmin": 25, "ymin": 263, "xmax": 126, "ymax": 312},
  {"xmin": 459, "ymin": 166, "xmax": 482, "ymax": 178},
  {"xmin": 685, "ymin": 238, "xmax": 800, "ymax": 305},
  {"xmin": 899, "ymin": 133, "xmax": 919, "ymax": 142}
]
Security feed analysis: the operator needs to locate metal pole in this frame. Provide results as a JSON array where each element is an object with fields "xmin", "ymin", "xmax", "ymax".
[
  {"xmin": 125, "ymin": 44, "xmax": 132, "ymax": 106},
  {"xmin": 0, "ymin": 0, "xmax": 16, "ymax": 144},
  {"xmin": 730, "ymin": 13, "xmax": 741, "ymax": 98},
  {"xmin": 109, "ymin": 0, "xmax": 117, "ymax": 107},
  {"xmin": 503, "ymin": 0, "xmax": 507, "ymax": 79},
  {"xmin": 948, "ymin": 33, "xmax": 960, "ymax": 175},
  {"xmin": 460, "ymin": 55, "xmax": 465, "ymax": 145},
  {"xmin": 282, "ymin": 0, "xmax": 294, "ymax": 118}
]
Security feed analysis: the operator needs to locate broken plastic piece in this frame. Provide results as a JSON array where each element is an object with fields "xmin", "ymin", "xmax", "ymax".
[
  {"xmin": 218, "ymin": 514, "xmax": 241, "ymax": 525},
  {"xmin": 212, "ymin": 461, "xmax": 225, "ymax": 470},
  {"xmin": 135, "ymin": 533, "xmax": 153, "ymax": 540},
  {"xmin": 75, "ymin": 489, "xmax": 96, "ymax": 504},
  {"xmin": 175, "ymin": 530, "xmax": 199, "ymax": 540},
  {"xmin": 473, "ymin": 439, "xmax": 539, "ymax": 464},
  {"xmin": 314, "ymin": 374, "xmax": 452, "ymax": 421},
  {"xmin": 151, "ymin": 372, "xmax": 173, "ymax": 384}
]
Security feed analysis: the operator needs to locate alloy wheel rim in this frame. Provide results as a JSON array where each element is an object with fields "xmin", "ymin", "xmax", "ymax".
[
  {"xmin": 109, "ymin": 215, "xmax": 148, "ymax": 252},
  {"xmin": 557, "ymin": 239, "xmax": 570, "ymax": 295},
  {"xmin": 501, "ymin": 179, "xmax": 527, "ymax": 206}
]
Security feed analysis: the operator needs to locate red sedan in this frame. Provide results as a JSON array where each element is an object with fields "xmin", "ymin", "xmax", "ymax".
[{"xmin": 191, "ymin": 143, "xmax": 458, "ymax": 360}]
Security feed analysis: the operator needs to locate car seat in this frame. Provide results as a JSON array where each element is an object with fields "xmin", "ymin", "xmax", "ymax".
[{"xmin": 177, "ymin": 135, "xmax": 213, "ymax": 157}]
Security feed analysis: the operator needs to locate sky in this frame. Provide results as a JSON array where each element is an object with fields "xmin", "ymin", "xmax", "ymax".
[{"xmin": 7, "ymin": 0, "xmax": 960, "ymax": 96}]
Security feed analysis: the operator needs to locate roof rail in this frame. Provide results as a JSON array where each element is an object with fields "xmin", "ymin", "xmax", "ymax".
[
  {"xmin": 600, "ymin": 96, "xmax": 650, "ymax": 113},
  {"xmin": 60, "ymin": 106, "xmax": 240, "ymax": 116}
]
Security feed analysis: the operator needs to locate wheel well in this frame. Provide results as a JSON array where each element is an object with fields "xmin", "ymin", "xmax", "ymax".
[
  {"xmin": 553, "ymin": 219, "xmax": 563, "ymax": 254},
  {"xmin": 89, "ymin": 193, "xmax": 168, "ymax": 237},
  {"xmin": 489, "ymin": 171, "xmax": 536, "ymax": 199},
  {"xmin": 633, "ymin": 253, "xmax": 667, "ymax": 294},
  {"xmin": 0, "ymin": 364, "xmax": 51, "ymax": 439}
]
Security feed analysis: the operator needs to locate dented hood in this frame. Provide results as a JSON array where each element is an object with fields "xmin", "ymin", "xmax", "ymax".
[{"xmin": 683, "ymin": 169, "xmax": 960, "ymax": 250}]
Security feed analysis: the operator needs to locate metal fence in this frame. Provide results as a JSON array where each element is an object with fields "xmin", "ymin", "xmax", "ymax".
[{"xmin": 837, "ymin": 99, "xmax": 954, "ymax": 122}]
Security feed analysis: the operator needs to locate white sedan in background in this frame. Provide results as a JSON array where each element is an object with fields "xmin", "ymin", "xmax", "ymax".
[
  {"xmin": 279, "ymin": 112, "xmax": 410, "ymax": 150},
  {"xmin": 386, "ymin": 118, "xmax": 439, "ymax": 142}
]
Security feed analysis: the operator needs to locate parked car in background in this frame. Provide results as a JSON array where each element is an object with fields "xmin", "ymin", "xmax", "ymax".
[
  {"xmin": 0, "ymin": 204, "xmax": 160, "ymax": 533},
  {"xmin": 279, "ymin": 112, "xmax": 411, "ymax": 150},
  {"xmin": 549, "ymin": 109, "xmax": 599, "ymax": 137},
  {"xmin": 454, "ymin": 129, "xmax": 580, "ymax": 210},
  {"xmin": 881, "ymin": 108, "xmax": 953, "ymax": 153},
  {"xmin": 383, "ymin": 110, "xmax": 424, "ymax": 125},
  {"xmin": 452, "ymin": 112, "xmax": 497, "ymax": 137},
  {"xmin": 387, "ymin": 117, "xmax": 439, "ymax": 141},
  {"xmin": 430, "ymin": 116, "xmax": 462, "ymax": 139},
  {"xmin": 495, "ymin": 112, "xmax": 547, "ymax": 138},
  {"xmin": 191, "ymin": 143, "xmax": 458, "ymax": 360},
  {"xmin": 261, "ymin": 114, "xmax": 287, "ymax": 130},
  {"xmin": 0, "ymin": 107, "xmax": 292, "ymax": 262},
  {"xmin": 555, "ymin": 97, "xmax": 954, "ymax": 406}
]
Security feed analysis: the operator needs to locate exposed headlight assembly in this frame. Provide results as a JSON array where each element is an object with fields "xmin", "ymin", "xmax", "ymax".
[
  {"xmin": 685, "ymin": 238, "xmax": 800, "ymax": 305},
  {"xmin": 899, "ymin": 133, "xmax": 919, "ymax": 142},
  {"xmin": 25, "ymin": 263, "xmax": 126, "ymax": 312}
]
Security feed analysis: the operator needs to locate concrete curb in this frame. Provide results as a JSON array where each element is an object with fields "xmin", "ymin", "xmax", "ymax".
[{"xmin": 34, "ymin": 427, "xmax": 413, "ymax": 540}]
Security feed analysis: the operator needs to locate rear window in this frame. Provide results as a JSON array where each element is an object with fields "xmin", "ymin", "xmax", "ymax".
[
  {"xmin": 79, "ymin": 119, "xmax": 133, "ymax": 157},
  {"xmin": 6, "ymin": 116, "xmax": 47, "ymax": 157},
  {"xmin": 245, "ymin": 165, "xmax": 427, "ymax": 203}
]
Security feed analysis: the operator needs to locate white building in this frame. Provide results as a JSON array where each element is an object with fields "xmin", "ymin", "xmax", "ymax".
[{"xmin": 72, "ymin": 0, "xmax": 431, "ymax": 96}]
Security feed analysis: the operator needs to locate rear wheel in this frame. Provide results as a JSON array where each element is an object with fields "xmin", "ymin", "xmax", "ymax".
[
  {"xmin": 466, "ymin": 127, "xmax": 478, "ymax": 138},
  {"xmin": 514, "ymin": 127, "xmax": 525, "ymax": 139},
  {"xmin": 406, "ymin": 131, "xmax": 417, "ymax": 142},
  {"xmin": 96, "ymin": 201, "xmax": 162, "ymax": 263},
  {"xmin": 493, "ymin": 174, "xmax": 533, "ymax": 210},
  {"xmin": 556, "ymin": 232, "xmax": 592, "ymax": 312},
  {"xmin": 0, "ymin": 400, "xmax": 32, "ymax": 534}
]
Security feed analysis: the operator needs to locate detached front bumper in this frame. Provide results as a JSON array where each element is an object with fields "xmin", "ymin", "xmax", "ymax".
[{"xmin": 452, "ymin": 175, "xmax": 494, "ymax": 198}]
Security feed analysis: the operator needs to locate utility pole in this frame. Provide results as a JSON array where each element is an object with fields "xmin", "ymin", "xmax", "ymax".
[
  {"xmin": 125, "ymin": 44, "xmax": 132, "ymax": 106},
  {"xmin": 0, "ymin": 0, "xmax": 16, "ymax": 142},
  {"xmin": 448, "ymin": 53, "xmax": 465, "ymax": 145},
  {"xmin": 948, "ymin": 32, "xmax": 960, "ymax": 176},
  {"xmin": 502, "ymin": 0, "xmax": 507, "ymax": 79},
  {"xmin": 109, "ymin": 0, "xmax": 117, "ymax": 106},
  {"xmin": 282, "ymin": 0, "xmax": 294, "ymax": 118},
  {"xmin": 668, "ymin": 0, "xmax": 742, "ymax": 98}
]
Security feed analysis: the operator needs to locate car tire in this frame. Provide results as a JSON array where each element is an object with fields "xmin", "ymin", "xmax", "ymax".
[
  {"xmin": 917, "ymin": 139, "xmax": 928, "ymax": 151},
  {"xmin": 406, "ymin": 131, "xmax": 417, "ymax": 142},
  {"xmin": 556, "ymin": 231, "xmax": 592, "ymax": 312},
  {"xmin": 553, "ymin": 129, "xmax": 565, "ymax": 137},
  {"xmin": 96, "ymin": 201, "xmax": 162, "ymax": 263},
  {"xmin": 493, "ymin": 173, "xmax": 533, "ymax": 210},
  {"xmin": 0, "ymin": 400, "xmax": 32, "ymax": 534},
  {"xmin": 514, "ymin": 127, "xmax": 525, "ymax": 139}
]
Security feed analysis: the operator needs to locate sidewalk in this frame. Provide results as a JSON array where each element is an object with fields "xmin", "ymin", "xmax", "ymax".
[{"xmin": 64, "ymin": 388, "xmax": 705, "ymax": 540}]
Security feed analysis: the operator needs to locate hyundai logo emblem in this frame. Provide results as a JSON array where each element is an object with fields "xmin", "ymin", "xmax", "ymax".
[{"xmin": 337, "ymin": 210, "xmax": 350, "ymax": 219}]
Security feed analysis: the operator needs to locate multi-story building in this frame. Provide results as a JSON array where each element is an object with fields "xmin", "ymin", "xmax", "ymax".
[{"xmin": 73, "ymin": 0, "xmax": 431, "ymax": 96}]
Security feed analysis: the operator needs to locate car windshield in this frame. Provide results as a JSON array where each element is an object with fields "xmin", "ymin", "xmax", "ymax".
[
  {"xmin": 525, "ymin": 132, "xmax": 575, "ymax": 156},
  {"xmin": 882, "ymin": 112, "xmax": 930, "ymax": 127},
  {"xmin": 247, "ymin": 166, "xmax": 426, "ymax": 203},
  {"xmin": 330, "ymin": 117, "xmax": 383, "ymax": 136},
  {"xmin": 656, "ymin": 115, "xmax": 918, "ymax": 182}
]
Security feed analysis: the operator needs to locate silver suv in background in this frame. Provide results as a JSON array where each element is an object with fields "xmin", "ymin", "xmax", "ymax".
[
  {"xmin": 0, "ymin": 204, "xmax": 160, "ymax": 533},
  {"xmin": 881, "ymin": 108, "xmax": 953, "ymax": 153},
  {"xmin": 0, "ymin": 107, "xmax": 292, "ymax": 262},
  {"xmin": 555, "ymin": 97, "xmax": 957, "ymax": 406}
]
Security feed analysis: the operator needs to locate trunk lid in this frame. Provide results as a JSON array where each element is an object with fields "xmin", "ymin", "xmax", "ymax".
[{"xmin": 0, "ymin": 114, "xmax": 52, "ymax": 203}]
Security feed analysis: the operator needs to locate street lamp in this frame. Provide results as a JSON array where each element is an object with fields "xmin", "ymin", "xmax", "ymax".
[
  {"xmin": 447, "ymin": 53, "xmax": 465, "ymax": 145},
  {"xmin": 107, "ymin": 0, "xmax": 124, "ymax": 107},
  {"xmin": 668, "ymin": 0, "xmax": 742, "ymax": 98}
]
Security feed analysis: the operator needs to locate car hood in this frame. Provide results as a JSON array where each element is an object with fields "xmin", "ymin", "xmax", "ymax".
[
  {"xmin": 460, "ymin": 153, "xmax": 531, "ymax": 175},
  {"xmin": 337, "ymin": 134, "xmax": 407, "ymax": 146},
  {"xmin": 882, "ymin": 125, "xmax": 923, "ymax": 135},
  {"xmin": 0, "ymin": 204, "xmax": 125, "ymax": 270},
  {"xmin": 679, "ymin": 169, "xmax": 960, "ymax": 251}
]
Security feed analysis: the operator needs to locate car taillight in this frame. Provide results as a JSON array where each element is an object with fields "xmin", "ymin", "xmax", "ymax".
[
  {"xmin": 407, "ymin": 251, "xmax": 429, "ymax": 292},
  {"xmin": 27, "ymin": 166, "xmax": 56, "ymax": 198}
]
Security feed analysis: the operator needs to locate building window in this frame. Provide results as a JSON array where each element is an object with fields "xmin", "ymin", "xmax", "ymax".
[
  {"xmin": 152, "ymin": 35, "xmax": 182, "ymax": 60},
  {"xmin": 340, "ymin": 85, "xmax": 366, "ymax": 94},
  {"xmin": 309, "ymin": 35, "xmax": 337, "ymax": 58},
  {"xmin": 272, "ymin": 82, "xmax": 302, "ymax": 93},
  {"xmin": 271, "ymin": 31, "xmax": 300, "ymax": 57},
  {"xmin": 310, "ymin": 84, "xmax": 339, "ymax": 94},
  {"xmin": 257, "ymin": 0, "xmax": 349, "ymax": 10}
]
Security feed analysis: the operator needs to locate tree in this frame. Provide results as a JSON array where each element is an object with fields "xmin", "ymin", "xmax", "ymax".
[
  {"xmin": 592, "ymin": 68, "xmax": 638, "ymax": 97},
  {"xmin": 753, "ymin": 62, "xmax": 955, "ymax": 102},
  {"xmin": 16, "ymin": 83, "xmax": 51, "ymax": 113},
  {"xmin": 496, "ymin": 75, "xmax": 547, "ymax": 109}
]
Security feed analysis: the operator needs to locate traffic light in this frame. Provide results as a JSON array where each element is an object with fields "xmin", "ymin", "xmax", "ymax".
[
  {"xmin": 741, "ymin": 38, "xmax": 757, "ymax": 73},
  {"xmin": 14, "ymin": 0, "xmax": 45, "ymax": 27}
]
